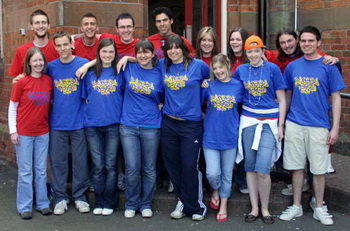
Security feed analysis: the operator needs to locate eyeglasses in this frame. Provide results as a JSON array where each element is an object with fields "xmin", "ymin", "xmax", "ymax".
[{"xmin": 118, "ymin": 25, "xmax": 134, "ymax": 30}]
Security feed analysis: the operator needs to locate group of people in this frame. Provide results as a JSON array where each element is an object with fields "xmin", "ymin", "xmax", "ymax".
[{"xmin": 8, "ymin": 6, "xmax": 344, "ymax": 227}]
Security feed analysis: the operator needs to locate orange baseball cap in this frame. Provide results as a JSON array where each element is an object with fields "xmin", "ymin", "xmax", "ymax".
[{"xmin": 244, "ymin": 35, "xmax": 265, "ymax": 50}]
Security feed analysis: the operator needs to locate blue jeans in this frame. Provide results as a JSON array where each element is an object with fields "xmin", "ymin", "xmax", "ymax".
[
  {"xmin": 86, "ymin": 124, "xmax": 119, "ymax": 209},
  {"xmin": 203, "ymin": 147, "xmax": 237, "ymax": 198},
  {"xmin": 50, "ymin": 129, "xmax": 89, "ymax": 205},
  {"xmin": 242, "ymin": 124, "xmax": 276, "ymax": 174},
  {"xmin": 120, "ymin": 125, "xmax": 159, "ymax": 211},
  {"xmin": 16, "ymin": 133, "xmax": 50, "ymax": 212}
]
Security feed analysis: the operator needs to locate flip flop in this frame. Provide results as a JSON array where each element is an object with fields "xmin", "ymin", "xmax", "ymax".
[
  {"xmin": 210, "ymin": 197, "xmax": 219, "ymax": 210},
  {"xmin": 216, "ymin": 213, "xmax": 228, "ymax": 222}
]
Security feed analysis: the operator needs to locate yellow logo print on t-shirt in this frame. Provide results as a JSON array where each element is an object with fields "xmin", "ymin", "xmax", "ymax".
[
  {"xmin": 130, "ymin": 77, "xmax": 154, "ymax": 95},
  {"xmin": 210, "ymin": 94, "xmax": 236, "ymax": 111},
  {"xmin": 92, "ymin": 79, "xmax": 118, "ymax": 95},
  {"xmin": 243, "ymin": 80, "xmax": 269, "ymax": 96},
  {"xmin": 54, "ymin": 78, "xmax": 79, "ymax": 94},
  {"xmin": 164, "ymin": 74, "xmax": 188, "ymax": 90},
  {"xmin": 294, "ymin": 77, "xmax": 319, "ymax": 94}
]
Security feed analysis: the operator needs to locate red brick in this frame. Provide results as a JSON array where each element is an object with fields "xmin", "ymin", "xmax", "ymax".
[
  {"xmin": 301, "ymin": 2, "xmax": 324, "ymax": 9},
  {"xmin": 325, "ymin": 0, "xmax": 346, "ymax": 8},
  {"xmin": 331, "ymin": 30, "xmax": 346, "ymax": 37},
  {"xmin": 331, "ymin": 45, "xmax": 346, "ymax": 50}
]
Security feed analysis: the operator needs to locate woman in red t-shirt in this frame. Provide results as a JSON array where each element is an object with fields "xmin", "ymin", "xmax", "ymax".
[
  {"xmin": 8, "ymin": 47, "xmax": 53, "ymax": 220},
  {"xmin": 227, "ymin": 27, "xmax": 249, "ymax": 74},
  {"xmin": 195, "ymin": 26, "xmax": 219, "ymax": 66}
]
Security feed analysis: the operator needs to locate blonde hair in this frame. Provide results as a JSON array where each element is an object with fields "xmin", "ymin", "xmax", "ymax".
[
  {"xmin": 195, "ymin": 26, "xmax": 218, "ymax": 59},
  {"xmin": 210, "ymin": 54, "xmax": 231, "ymax": 80}
]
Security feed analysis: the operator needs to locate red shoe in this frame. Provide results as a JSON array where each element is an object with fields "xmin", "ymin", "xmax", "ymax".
[
  {"xmin": 210, "ymin": 197, "xmax": 219, "ymax": 210},
  {"xmin": 216, "ymin": 213, "xmax": 228, "ymax": 222}
]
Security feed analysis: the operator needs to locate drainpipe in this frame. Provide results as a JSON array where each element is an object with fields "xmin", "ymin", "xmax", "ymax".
[
  {"xmin": 259, "ymin": 0, "xmax": 267, "ymax": 42},
  {"xmin": 294, "ymin": 0, "xmax": 298, "ymax": 31}
]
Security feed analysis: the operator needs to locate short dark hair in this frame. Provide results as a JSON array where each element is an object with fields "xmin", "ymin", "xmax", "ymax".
[
  {"xmin": 53, "ymin": 30, "xmax": 72, "ymax": 44},
  {"xmin": 30, "ymin": 9, "xmax": 49, "ymax": 25},
  {"xmin": 276, "ymin": 28, "xmax": 302, "ymax": 61},
  {"xmin": 299, "ymin": 26, "xmax": 321, "ymax": 41},
  {"xmin": 24, "ymin": 47, "xmax": 47, "ymax": 75},
  {"xmin": 135, "ymin": 38, "xmax": 158, "ymax": 67},
  {"xmin": 152, "ymin": 7, "xmax": 173, "ymax": 21},
  {"xmin": 81, "ymin": 13, "xmax": 97, "ymax": 23},
  {"xmin": 115, "ymin": 13, "xmax": 135, "ymax": 27}
]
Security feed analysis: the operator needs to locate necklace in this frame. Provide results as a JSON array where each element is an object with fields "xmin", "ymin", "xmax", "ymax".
[{"xmin": 248, "ymin": 63, "xmax": 264, "ymax": 106}]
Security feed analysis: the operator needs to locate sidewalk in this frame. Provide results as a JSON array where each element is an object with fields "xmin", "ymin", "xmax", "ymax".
[{"xmin": 0, "ymin": 153, "xmax": 349, "ymax": 231}]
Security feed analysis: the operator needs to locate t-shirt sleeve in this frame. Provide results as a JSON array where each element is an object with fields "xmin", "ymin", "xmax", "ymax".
[
  {"xmin": 200, "ymin": 60, "xmax": 210, "ymax": 80},
  {"xmin": 81, "ymin": 72, "xmax": 89, "ymax": 100},
  {"xmin": 272, "ymin": 64, "xmax": 287, "ymax": 90},
  {"xmin": 283, "ymin": 64, "xmax": 294, "ymax": 91},
  {"xmin": 201, "ymin": 86, "xmax": 209, "ymax": 105},
  {"xmin": 328, "ymin": 65, "xmax": 346, "ymax": 94},
  {"xmin": 9, "ymin": 49, "xmax": 23, "ymax": 77},
  {"xmin": 232, "ymin": 68, "xmax": 240, "ymax": 80},
  {"xmin": 237, "ymin": 80, "xmax": 244, "ymax": 102},
  {"xmin": 10, "ymin": 80, "xmax": 24, "ymax": 102}
]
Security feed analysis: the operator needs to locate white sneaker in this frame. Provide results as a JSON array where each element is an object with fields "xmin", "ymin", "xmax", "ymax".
[
  {"xmin": 239, "ymin": 188, "xmax": 249, "ymax": 194},
  {"xmin": 93, "ymin": 208, "xmax": 103, "ymax": 215},
  {"xmin": 54, "ymin": 200, "xmax": 68, "ymax": 215},
  {"xmin": 141, "ymin": 209, "xmax": 153, "ymax": 218},
  {"xmin": 281, "ymin": 183, "xmax": 310, "ymax": 196},
  {"xmin": 192, "ymin": 214, "xmax": 204, "ymax": 221},
  {"xmin": 279, "ymin": 205, "xmax": 303, "ymax": 221},
  {"xmin": 313, "ymin": 206, "xmax": 334, "ymax": 225},
  {"xmin": 102, "ymin": 208, "xmax": 114, "ymax": 216},
  {"xmin": 124, "ymin": 209, "xmax": 136, "ymax": 218},
  {"xmin": 75, "ymin": 201, "xmax": 90, "ymax": 213},
  {"xmin": 309, "ymin": 197, "xmax": 327, "ymax": 211},
  {"xmin": 170, "ymin": 200, "xmax": 185, "ymax": 219}
]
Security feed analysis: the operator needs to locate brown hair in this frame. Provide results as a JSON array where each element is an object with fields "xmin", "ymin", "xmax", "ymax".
[
  {"xmin": 163, "ymin": 34, "xmax": 193, "ymax": 72},
  {"xmin": 24, "ymin": 47, "xmax": 47, "ymax": 75},
  {"xmin": 135, "ymin": 38, "xmax": 158, "ymax": 67}
]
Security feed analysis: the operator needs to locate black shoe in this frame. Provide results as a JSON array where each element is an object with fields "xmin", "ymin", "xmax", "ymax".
[
  {"xmin": 40, "ymin": 208, "xmax": 52, "ymax": 216},
  {"xmin": 244, "ymin": 214, "xmax": 258, "ymax": 223},
  {"xmin": 262, "ymin": 215, "xmax": 274, "ymax": 224},
  {"xmin": 20, "ymin": 212, "xmax": 32, "ymax": 220}
]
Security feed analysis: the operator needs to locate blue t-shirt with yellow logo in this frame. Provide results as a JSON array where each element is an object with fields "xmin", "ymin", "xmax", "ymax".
[
  {"xmin": 159, "ymin": 58, "xmax": 210, "ymax": 121},
  {"xmin": 48, "ymin": 56, "xmax": 88, "ymax": 130},
  {"xmin": 82, "ymin": 66, "xmax": 124, "ymax": 127},
  {"xmin": 202, "ymin": 78, "xmax": 244, "ymax": 149},
  {"xmin": 284, "ymin": 56, "xmax": 345, "ymax": 129},
  {"xmin": 121, "ymin": 62, "xmax": 163, "ymax": 128},
  {"xmin": 233, "ymin": 61, "xmax": 286, "ymax": 119}
]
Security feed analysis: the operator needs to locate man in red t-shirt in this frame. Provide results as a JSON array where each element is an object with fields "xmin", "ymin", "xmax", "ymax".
[
  {"xmin": 9, "ymin": 9, "xmax": 59, "ymax": 77},
  {"xmin": 99, "ymin": 13, "xmax": 138, "ymax": 59},
  {"xmin": 73, "ymin": 13, "xmax": 99, "ymax": 61},
  {"xmin": 148, "ymin": 7, "xmax": 195, "ymax": 58}
]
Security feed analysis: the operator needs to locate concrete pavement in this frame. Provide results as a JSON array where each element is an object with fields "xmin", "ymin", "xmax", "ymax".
[{"xmin": 0, "ymin": 153, "xmax": 349, "ymax": 231}]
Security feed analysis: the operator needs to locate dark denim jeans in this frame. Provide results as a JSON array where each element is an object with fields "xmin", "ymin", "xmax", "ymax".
[
  {"xmin": 86, "ymin": 124, "xmax": 119, "ymax": 209},
  {"xmin": 120, "ymin": 125, "xmax": 160, "ymax": 211}
]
